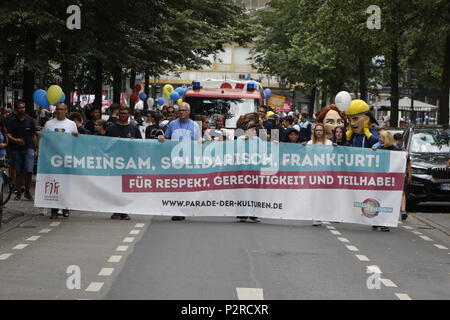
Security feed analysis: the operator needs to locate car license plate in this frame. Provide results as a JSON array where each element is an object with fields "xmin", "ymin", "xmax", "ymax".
[{"xmin": 441, "ymin": 184, "xmax": 450, "ymax": 191}]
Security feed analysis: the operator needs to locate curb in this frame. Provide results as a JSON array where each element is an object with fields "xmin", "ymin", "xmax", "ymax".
[{"xmin": 410, "ymin": 214, "xmax": 450, "ymax": 237}]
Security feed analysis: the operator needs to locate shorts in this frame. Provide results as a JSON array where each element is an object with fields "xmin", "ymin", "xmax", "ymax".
[{"xmin": 11, "ymin": 148, "xmax": 34, "ymax": 175}]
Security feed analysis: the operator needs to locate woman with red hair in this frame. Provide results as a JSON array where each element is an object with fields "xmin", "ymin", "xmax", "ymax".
[{"xmin": 317, "ymin": 104, "xmax": 347, "ymax": 140}]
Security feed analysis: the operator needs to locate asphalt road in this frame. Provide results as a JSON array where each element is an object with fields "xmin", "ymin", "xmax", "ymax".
[{"xmin": 1, "ymin": 206, "xmax": 449, "ymax": 300}]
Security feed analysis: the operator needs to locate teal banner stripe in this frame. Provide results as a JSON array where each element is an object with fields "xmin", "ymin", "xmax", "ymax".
[{"xmin": 37, "ymin": 131, "xmax": 391, "ymax": 176}]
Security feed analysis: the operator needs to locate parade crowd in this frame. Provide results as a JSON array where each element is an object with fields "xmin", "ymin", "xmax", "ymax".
[{"xmin": 1, "ymin": 98, "xmax": 411, "ymax": 231}]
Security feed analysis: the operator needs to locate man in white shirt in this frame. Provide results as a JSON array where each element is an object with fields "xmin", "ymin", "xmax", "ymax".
[{"xmin": 41, "ymin": 102, "xmax": 78, "ymax": 219}]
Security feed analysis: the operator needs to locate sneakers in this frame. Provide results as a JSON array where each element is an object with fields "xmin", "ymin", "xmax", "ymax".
[
  {"xmin": 400, "ymin": 211, "xmax": 408, "ymax": 221},
  {"xmin": 171, "ymin": 216, "xmax": 186, "ymax": 221},
  {"xmin": 248, "ymin": 217, "xmax": 260, "ymax": 223},
  {"xmin": 14, "ymin": 189, "xmax": 32, "ymax": 201},
  {"xmin": 120, "ymin": 214, "xmax": 131, "ymax": 220},
  {"xmin": 24, "ymin": 190, "xmax": 33, "ymax": 201},
  {"xmin": 372, "ymin": 226, "xmax": 390, "ymax": 232},
  {"xmin": 111, "ymin": 213, "xmax": 121, "ymax": 220}
]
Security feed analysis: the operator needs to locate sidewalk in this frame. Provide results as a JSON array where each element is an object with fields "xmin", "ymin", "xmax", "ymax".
[
  {"xmin": 0, "ymin": 182, "xmax": 40, "ymax": 235},
  {"xmin": 412, "ymin": 211, "xmax": 450, "ymax": 236}
]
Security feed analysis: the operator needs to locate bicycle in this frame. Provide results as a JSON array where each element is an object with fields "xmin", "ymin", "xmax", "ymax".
[{"xmin": 0, "ymin": 162, "xmax": 14, "ymax": 206}]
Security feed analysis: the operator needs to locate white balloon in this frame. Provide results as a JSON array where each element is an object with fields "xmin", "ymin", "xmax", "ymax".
[
  {"xmin": 335, "ymin": 91, "xmax": 352, "ymax": 111},
  {"xmin": 147, "ymin": 98, "xmax": 154, "ymax": 108}
]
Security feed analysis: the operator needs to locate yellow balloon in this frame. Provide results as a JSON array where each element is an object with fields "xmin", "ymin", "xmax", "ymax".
[
  {"xmin": 47, "ymin": 85, "xmax": 62, "ymax": 104},
  {"xmin": 177, "ymin": 98, "xmax": 183, "ymax": 105},
  {"xmin": 47, "ymin": 85, "xmax": 63, "ymax": 105},
  {"xmin": 163, "ymin": 84, "xmax": 174, "ymax": 99}
]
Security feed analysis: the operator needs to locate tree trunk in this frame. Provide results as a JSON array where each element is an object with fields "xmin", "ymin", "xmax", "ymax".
[
  {"xmin": 359, "ymin": 58, "xmax": 368, "ymax": 102},
  {"xmin": 438, "ymin": 34, "xmax": 450, "ymax": 126},
  {"xmin": 129, "ymin": 70, "xmax": 136, "ymax": 111},
  {"xmin": 93, "ymin": 60, "xmax": 103, "ymax": 109},
  {"xmin": 23, "ymin": 30, "xmax": 37, "ymax": 116},
  {"xmin": 144, "ymin": 69, "xmax": 150, "ymax": 109},
  {"xmin": 308, "ymin": 87, "xmax": 316, "ymax": 116},
  {"xmin": 112, "ymin": 66, "xmax": 122, "ymax": 104},
  {"xmin": 60, "ymin": 41, "xmax": 72, "ymax": 106},
  {"xmin": 390, "ymin": 43, "xmax": 399, "ymax": 127},
  {"xmin": 321, "ymin": 90, "xmax": 327, "ymax": 108}
]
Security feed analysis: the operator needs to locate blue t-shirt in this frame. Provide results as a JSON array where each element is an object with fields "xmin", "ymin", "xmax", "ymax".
[
  {"xmin": 164, "ymin": 119, "xmax": 201, "ymax": 141},
  {"xmin": 0, "ymin": 132, "xmax": 6, "ymax": 156}
]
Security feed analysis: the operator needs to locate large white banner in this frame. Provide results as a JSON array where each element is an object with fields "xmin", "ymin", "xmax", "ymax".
[{"xmin": 35, "ymin": 132, "xmax": 407, "ymax": 227}]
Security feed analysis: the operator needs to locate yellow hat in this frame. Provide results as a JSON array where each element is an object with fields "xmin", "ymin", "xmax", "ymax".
[
  {"xmin": 266, "ymin": 111, "xmax": 275, "ymax": 118},
  {"xmin": 345, "ymin": 99, "xmax": 370, "ymax": 116}
]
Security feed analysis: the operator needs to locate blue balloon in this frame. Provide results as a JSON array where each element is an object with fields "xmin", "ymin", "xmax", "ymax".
[
  {"xmin": 175, "ymin": 87, "xmax": 185, "ymax": 97},
  {"xmin": 157, "ymin": 97, "xmax": 165, "ymax": 106},
  {"xmin": 33, "ymin": 89, "xmax": 50, "ymax": 108},
  {"xmin": 170, "ymin": 91, "xmax": 180, "ymax": 101},
  {"xmin": 264, "ymin": 88, "xmax": 272, "ymax": 99},
  {"xmin": 139, "ymin": 92, "xmax": 147, "ymax": 101},
  {"xmin": 58, "ymin": 92, "xmax": 66, "ymax": 103}
]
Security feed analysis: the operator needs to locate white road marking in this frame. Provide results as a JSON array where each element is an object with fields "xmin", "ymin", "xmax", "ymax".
[
  {"xmin": 346, "ymin": 245, "xmax": 359, "ymax": 252},
  {"xmin": 433, "ymin": 244, "xmax": 448, "ymax": 250},
  {"xmin": 380, "ymin": 278, "xmax": 398, "ymax": 288},
  {"xmin": 0, "ymin": 253, "xmax": 13, "ymax": 260},
  {"xmin": 236, "ymin": 288, "xmax": 264, "ymax": 300},
  {"xmin": 13, "ymin": 244, "xmax": 28, "ymax": 250},
  {"xmin": 49, "ymin": 222, "xmax": 60, "ymax": 227},
  {"xmin": 411, "ymin": 231, "xmax": 422, "ymax": 235},
  {"xmin": 39, "ymin": 229, "xmax": 52, "ymax": 234},
  {"xmin": 395, "ymin": 293, "xmax": 412, "ymax": 300},
  {"xmin": 129, "ymin": 230, "xmax": 140, "ymax": 235},
  {"xmin": 108, "ymin": 255, "xmax": 122, "ymax": 263},
  {"xmin": 98, "ymin": 268, "xmax": 114, "ymax": 276},
  {"xmin": 322, "ymin": 221, "xmax": 331, "ymax": 225},
  {"xmin": 26, "ymin": 236, "xmax": 41, "ymax": 241},
  {"xmin": 85, "ymin": 282, "xmax": 104, "ymax": 292},
  {"xmin": 337, "ymin": 237, "xmax": 350, "ymax": 243},
  {"xmin": 402, "ymin": 226, "xmax": 413, "ymax": 230},
  {"xmin": 326, "ymin": 226, "xmax": 336, "ymax": 230},
  {"xmin": 123, "ymin": 237, "xmax": 135, "ymax": 243},
  {"xmin": 367, "ymin": 265, "xmax": 382, "ymax": 274},
  {"xmin": 419, "ymin": 235, "xmax": 433, "ymax": 241},
  {"xmin": 116, "ymin": 246, "xmax": 129, "ymax": 252},
  {"xmin": 355, "ymin": 255, "xmax": 370, "ymax": 261},
  {"xmin": 330, "ymin": 230, "xmax": 342, "ymax": 235},
  {"xmin": 135, "ymin": 223, "xmax": 145, "ymax": 228}
]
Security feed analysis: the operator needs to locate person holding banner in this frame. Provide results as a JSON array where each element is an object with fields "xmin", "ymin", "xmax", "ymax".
[
  {"xmin": 317, "ymin": 104, "xmax": 347, "ymax": 140},
  {"xmin": 41, "ymin": 102, "xmax": 79, "ymax": 219},
  {"xmin": 158, "ymin": 102, "xmax": 201, "ymax": 221},
  {"xmin": 345, "ymin": 100, "xmax": 378, "ymax": 148},
  {"xmin": 306, "ymin": 123, "xmax": 332, "ymax": 226},
  {"xmin": 307, "ymin": 123, "xmax": 333, "ymax": 146},
  {"xmin": 106, "ymin": 106, "xmax": 142, "ymax": 221}
]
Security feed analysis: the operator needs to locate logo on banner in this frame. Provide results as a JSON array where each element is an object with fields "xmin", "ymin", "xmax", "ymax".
[
  {"xmin": 44, "ymin": 180, "xmax": 60, "ymax": 201},
  {"xmin": 354, "ymin": 198, "xmax": 393, "ymax": 218}
]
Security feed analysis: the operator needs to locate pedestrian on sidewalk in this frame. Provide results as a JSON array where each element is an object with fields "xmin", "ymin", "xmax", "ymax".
[
  {"xmin": 0, "ymin": 114, "xmax": 8, "ymax": 167},
  {"xmin": 41, "ymin": 102, "xmax": 79, "ymax": 219},
  {"xmin": 106, "ymin": 106, "xmax": 142, "ymax": 221},
  {"xmin": 6, "ymin": 100, "xmax": 38, "ymax": 201}
]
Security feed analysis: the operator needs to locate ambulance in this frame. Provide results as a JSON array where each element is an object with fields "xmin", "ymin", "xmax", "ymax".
[{"xmin": 182, "ymin": 79, "xmax": 264, "ymax": 129}]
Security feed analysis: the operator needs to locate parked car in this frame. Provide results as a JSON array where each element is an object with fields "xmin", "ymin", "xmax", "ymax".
[{"xmin": 402, "ymin": 126, "xmax": 450, "ymax": 209}]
